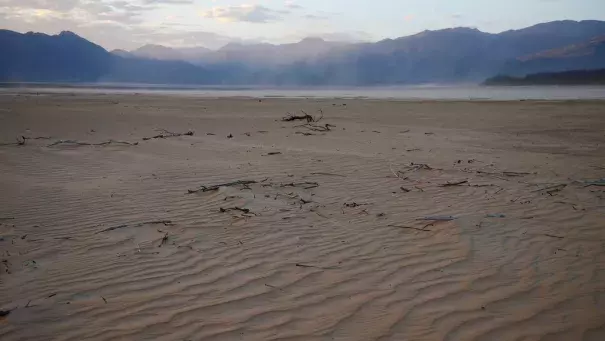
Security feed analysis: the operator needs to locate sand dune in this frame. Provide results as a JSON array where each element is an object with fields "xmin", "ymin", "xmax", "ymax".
[{"xmin": 1, "ymin": 94, "xmax": 605, "ymax": 340}]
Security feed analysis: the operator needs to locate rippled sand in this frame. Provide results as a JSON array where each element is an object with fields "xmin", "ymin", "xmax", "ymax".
[{"xmin": 1, "ymin": 94, "xmax": 605, "ymax": 340}]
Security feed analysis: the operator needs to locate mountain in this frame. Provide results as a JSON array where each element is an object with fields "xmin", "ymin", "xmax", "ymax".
[
  {"xmin": 0, "ymin": 30, "xmax": 217, "ymax": 84},
  {"xmin": 279, "ymin": 20, "xmax": 605, "ymax": 85},
  {"xmin": 2, "ymin": 20, "xmax": 605, "ymax": 85},
  {"xmin": 126, "ymin": 44, "xmax": 211, "ymax": 62},
  {"xmin": 194, "ymin": 37, "xmax": 349, "ymax": 67},
  {"xmin": 500, "ymin": 35, "xmax": 605, "ymax": 75},
  {"xmin": 130, "ymin": 44, "xmax": 184, "ymax": 61},
  {"xmin": 0, "ymin": 30, "xmax": 110, "ymax": 82}
]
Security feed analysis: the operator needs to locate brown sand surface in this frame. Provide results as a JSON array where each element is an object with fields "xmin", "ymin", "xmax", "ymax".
[{"xmin": 1, "ymin": 93, "xmax": 605, "ymax": 340}]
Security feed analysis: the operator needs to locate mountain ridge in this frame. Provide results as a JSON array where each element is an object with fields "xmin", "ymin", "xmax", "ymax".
[{"xmin": 2, "ymin": 20, "xmax": 605, "ymax": 85}]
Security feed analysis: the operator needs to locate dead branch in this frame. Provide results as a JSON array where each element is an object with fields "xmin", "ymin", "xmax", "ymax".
[
  {"xmin": 388, "ymin": 224, "xmax": 432, "ymax": 232},
  {"xmin": 278, "ymin": 181, "xmax": 319, "ymax": 189},
  {"xmin": 266, "ymin": 152, "xmax": 282, "ymax": 156},
  {"xmin": 503, "ymin": 171, "xmax": 534, "ymax": 177},
  {"xmin": 142, "ymin": 129, "xmax": 194, "ymax": 141},
  {"xmin": 295, "ymin": 263, "xmax": 336, "ymax": 270},
  {"xmin": 159, "ymin": 233, "xmax": 169, "ymax": 247},
  {"xmin": 439, "ymin": 180, "xmax": 468, "ymax": 187},
  {"xmin": 0, "ymin": 136, "xmax": 26, "ymax": 146},
  {"xmin": 314, "ymin": 109, "xmax": 324, "ymax": 123},
  {"xmin": 544, "ymin": 234, "xmax": 564, "ymax": 239},
  {"xmin": 295, "ymin": 132, "xmax": 316, "ymax": 136},
  {"xmin": 95, "ymin": 220, "xmax": 173, "ymax": 234},
  {"xmin": 282, "ymin": 111, "xmax": 314, "ymax": 122},
  {"xmin": 470, "ymin": 184, "xmax": 498, "ymax": 188},
  {"xmin": 48, "ymin": 139, "xmax": 139, "ymax": 147},
  {"xmin": 295, "ymin": 123, "xmax": 335, "ymax": 132},
  {"xmin": 416, "ymin": 216, "xmax": 456, "ymax": 221},
  {"xmin": 531, "ymin": 184, "xmax": 567, "ymax": 194},
  {"xmin": 219, "ymin": 207, "xmax": 251, "ymax": 214},
  {"xmin": 187, "ymin": 180, "xmax": 257, "ymax": 194},
  {"xmin": 309, "ymin": 172, "xmax": 344, "ymax": 177},
  {"xmin": 344, "ymin": 202, "xmax": 369, "ymax": 208}
]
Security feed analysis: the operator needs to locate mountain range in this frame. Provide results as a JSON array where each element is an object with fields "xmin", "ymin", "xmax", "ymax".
[{"xmin": 2, "ymin": 20, "xmax": 605, "ymax": 85}]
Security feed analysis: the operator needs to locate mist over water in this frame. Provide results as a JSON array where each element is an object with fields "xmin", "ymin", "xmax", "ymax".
[{"xmin": 2, "ymin": 85, "xmax": 605, "ymax": 101}]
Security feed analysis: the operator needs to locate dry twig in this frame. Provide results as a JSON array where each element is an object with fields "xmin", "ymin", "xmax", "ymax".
[
  {"xmin": 187, "ymin": 180, "xmax": 257, "ymax": 194},
  {"xmin": 142, "ymin": 129, "xmax": 194, "ymax": 141}
]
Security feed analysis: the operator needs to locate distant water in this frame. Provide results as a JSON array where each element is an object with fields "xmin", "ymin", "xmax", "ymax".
[{"xmin": 1, "ymin": 84, "xmax": 605, "ymax": 100}]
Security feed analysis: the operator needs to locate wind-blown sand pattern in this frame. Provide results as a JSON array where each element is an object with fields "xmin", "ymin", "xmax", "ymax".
[{"xmin": 1, "ymin": 94, "xmax": 605, "ymax": 340}]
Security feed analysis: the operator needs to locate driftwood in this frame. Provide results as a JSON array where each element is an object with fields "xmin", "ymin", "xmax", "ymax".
[
  {"xmin": 278, "ymin": 182, "xmax": 319, "ymax": 189},
  {"xmin": 0, "ymin": 136, "xmax": 28, "ymax": 146},
  {"xmin": 388, "ymin": 224, "xmax": 432, "ymax": 232},
  {"xmin": 142, "ymin": 129, "xmax": 194, "ymax": 141},
  {"xmin": 187, "ymin": 180, "xmax": 257, "ymax": 194},
  {"xmin": 310, "ymin": 172, "xmax": 346, "ymax": 177},
  {"xmin": 159, "ymin": 233, "xmax": 169, "ymax": 247},
  {"xmin": 95, "ymin": 220, "xmax": 173, "ymax": 234},
  {"xmin": 219, "ymin": 207, "xmax": 251, "ymax": 214},
  {"xmin": 282, "ymin": 110, "xmax": 323, "ymax": 123},
  {"xmin": 476, "ymin": 170, "xmax": 535, "ymax": 177},
  {"xmin": 439, "ymin": 180, "xmax": 468, "ymax": 187},
  {"xmin": 416, "ymin": 216, "xmax": 456, "ymax": 221},
  {"xmin": 532, "ymin": 184, "xmax": 567, "ymax": 195},
  {"xmin": 544, "ymin": 234, "xmax": 564, "ymax": 239},
  {"xmin": 283, "ymin": 112, "xmax": 314, "ymax": 122},
  {"xmin": 48, "ymin": 139, "xmax": 138, "ymax": 147},
  {"xmin": 295, "ymin": 263, "xmax": 336, "ymax": 270},
  {"xmin": 344, "ymin": 202, "xmax": 369, "ymax": 208},
  {"xmin": 296, "ymin": 123, "xmax": 335, "ymax": 132}
]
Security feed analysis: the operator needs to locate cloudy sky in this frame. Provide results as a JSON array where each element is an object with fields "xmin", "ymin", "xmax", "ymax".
[{"xmin": 1, "ymin": 0, "xmax": 604, "ymax": 50}]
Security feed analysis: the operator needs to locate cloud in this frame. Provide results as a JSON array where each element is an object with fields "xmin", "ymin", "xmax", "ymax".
[
  {"xmin": 0, "ymin": 0, "xmax": 152, "ymax": 25},
  {"xmin": 0, "ymin": 0, "xmax": 81, "ymax": 11},
  {"xmin": 201, "ymin": 4, "xmax": 284, "ymax": 23},
  {"xmin": 284, "ymin": 1, "xmax": 302, "ymax": 10},
  {"xmin": 304, "ymin": 14, "xmax": 328, "ymax": 20},
  {"xmin": 142, "ymin": 0, "xmax": 193, "ymax": 4}
]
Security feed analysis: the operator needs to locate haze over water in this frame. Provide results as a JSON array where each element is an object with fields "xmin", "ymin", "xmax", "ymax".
[{"xmin": 2, "ymin": 85, "xmax": 605, "ymax": 101}]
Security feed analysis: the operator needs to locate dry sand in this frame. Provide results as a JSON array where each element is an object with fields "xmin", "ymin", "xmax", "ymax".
[{"xmin": 1, "ymin": 93, "xmax": 605, "ymax": 340}]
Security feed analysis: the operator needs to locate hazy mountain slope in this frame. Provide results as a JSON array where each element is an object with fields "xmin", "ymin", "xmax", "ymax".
[
  {"xmin": 0, "ymin": 30, "xmax": 110, "ymax": 82},
  {"xmin": 500, "ymin": 35, "xmax": 605, "ymax": 75},
  {"xmin": 0, "ymin": 30, "xmax": 216, "ymax": 84},
  {"xmin": 3, "ymin": 20, "xmax": 605, "ymax": 85}
]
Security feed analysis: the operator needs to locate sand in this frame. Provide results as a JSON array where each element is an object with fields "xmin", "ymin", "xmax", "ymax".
[{"xmin": 1, "ymin": 93, "xmax": 605, "ymax": 340}]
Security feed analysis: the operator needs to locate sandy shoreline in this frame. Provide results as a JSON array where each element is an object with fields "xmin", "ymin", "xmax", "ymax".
[{"xmin": 1, "ymin": 93, "xmax": 605, "ymax": 340}]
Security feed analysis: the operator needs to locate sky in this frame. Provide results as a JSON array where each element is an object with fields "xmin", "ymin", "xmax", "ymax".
[{"xmin": 1, "ymin": 0, "xmax": 604, "ymax": 50}]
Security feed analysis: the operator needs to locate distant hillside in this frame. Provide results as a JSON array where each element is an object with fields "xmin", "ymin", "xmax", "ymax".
[
  {"xmin": 0, "ymin": 30, "xmax": 217, "ymax": 84},
  {"xmin": 3, "ymin": 20, "xmax": 605, "ymax": 85},
  {"xmin": 123, "ymin": 44, "xmax": 212, "ymax": 62},
  {"xmin": 0, "ymin": 30, "xmax": 110, "ymax": 82},
  {"xmin": 500, "ymin": 35, "xmax": 605, "ymax": 76},
  {"xmin": 484, "ymin": 69, "xmax": 605, "ymax": 85}
]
